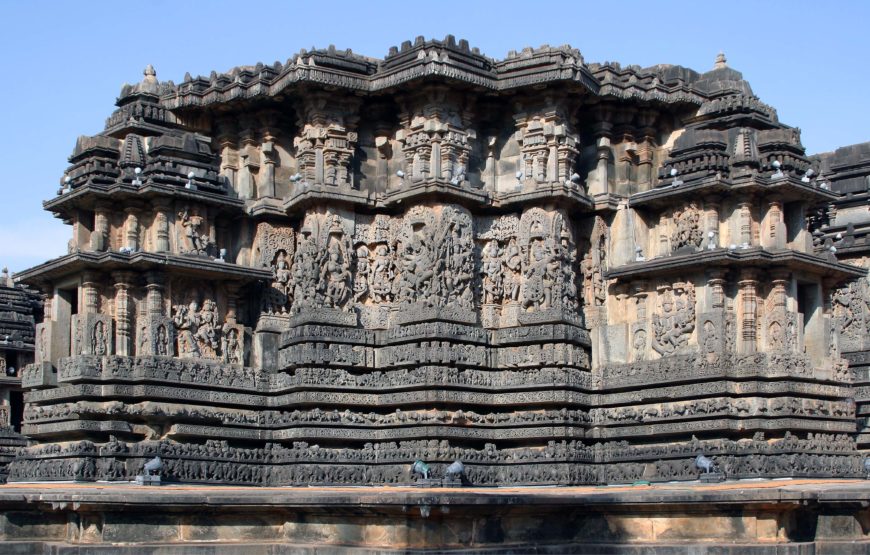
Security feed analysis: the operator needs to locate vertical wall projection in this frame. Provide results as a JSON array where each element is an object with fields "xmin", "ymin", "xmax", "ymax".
[{"xmin": 10, "ymin": 38, "xmax": 867, "ymax": 485}]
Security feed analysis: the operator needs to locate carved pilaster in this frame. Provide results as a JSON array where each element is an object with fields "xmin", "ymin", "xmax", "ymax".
[
  {"xmin": 81, "ymin": 272, "xmax": 100, "ymax": 315},
  {"xmin": 738, "ymin": 201, "xmax": 753, "ymax": 247},
  {"xmin": 153, "ymin": 199, "xmax": 172, "ymax": 253},
  {"xmin": 705, "ymin": 199, "xmax": 720, "ymax": 249},
  {"xmin": 295, "ymin": 92, "xmax": 360, "ymax": 188},
  {"xmin": 216, "ymin": 117, "xmax": 239, "ymax": 191},
  {"xmin": 145, "ymin": 271, "xmax": 165, "ymax": 317},
  {"xmin": 238, "ymin": 123, "xmax": 258, "ymax": 199},
  {"xmin": 259, "ymin": 112, "xmax": 279, "ymax": 198},
  {"xmin": 90, "ymin": 204, "xmax": 111, "ymax": 252},
  {"xmin": 112, "ymin": 271, "xmax": 135, "ymax": 356},
  {"xmin": 738, "ymin": 270, "xmax": 758, "ymax": 354},
  {"xmin": 124, "ymin": 208, "xmax": 140, "ymax": 251}
]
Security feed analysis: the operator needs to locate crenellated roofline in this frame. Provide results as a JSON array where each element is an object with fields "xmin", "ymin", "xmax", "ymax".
[{"xmin": 117, "ymin": 36, "xmax": 762, "ymax": 114}]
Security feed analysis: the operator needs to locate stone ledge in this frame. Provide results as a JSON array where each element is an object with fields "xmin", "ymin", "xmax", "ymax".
[{"xmin": 1, "ymin": 480, "xmax": 870, "ymax": 553}]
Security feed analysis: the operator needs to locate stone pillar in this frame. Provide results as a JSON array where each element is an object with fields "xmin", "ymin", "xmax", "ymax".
[
  {"xmin": 636, "ymin": 131, "xmax": 656, "ymax": 191},
  {"xmin": 225, "ymin": 282, "xmax": 239, "ymax": 325},
  {"xmin": 738, "ymin": 270, "xmax": 758, "ymax": 354},
  {"xmin": 589, "ymin": 122, "xmax": 612, "ymax": 198},
  {"xmin": 705, "ymin": 199, "xmax": 720, "ymax": 249},
  {"xmin": 764, "ymin": 198, "xmax": 785, "ymax": 249},
  {"xmin": 81, "ymin": 272, "xmax": 100, "ymax": 314},
  {"xmin": 738, "ymin": 201, "xmax": 753, "ymax": 247},
  {"xmin": 616, "ymin": 134, "xmax": 635, "ymax": 188},
  {"xmin": 145, "ymin": 271, "xmax": 165, "ymax": 317},
  {"xmin": 217, "ymin": 122, "xmax": 239, "ymax": 192},
  {"xmin": 90, "ymin": 204, "xmax": 111, "ymax": 252},
  {"xmin": 259, "ymin": 123, "xmax": 277, "ymax": 198},
  {"xmin": 124, "ymin": 208, "xmax": 140, "ymax": 251},
  {"xmin": 658, "ymin": 212, "xmax": 670, "ymax": 257},
  {"xmin": 238, "ymin": 121, "xmax": 257, "ymax": 199},
  {"xmin": 112, "ymin": 271, "xmax": 135, "ymax": 356},
  {"xmin": 153, "ymin": 199, "xmax": 172, "ymax": 253},
  {"xmin": 632, "ymin": 281, "xmax": 648, "ymax": 320},
  {"xmin": 707, "ymin": 271, "xmax": 726, "ymax": 312}
]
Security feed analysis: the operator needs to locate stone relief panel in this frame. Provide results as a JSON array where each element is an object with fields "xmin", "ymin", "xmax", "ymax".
[
  {"xmin": 253, "ymin": 222, "xmax": 296, "ymax": 315},
  {"xmin": 177, "ymin": 205, "xmax": 216, "ymax": 257},
  {"xmin": 651, "ymin": 282, "xmax": 696, "ymax": 356},
  {"xmin": 832, "ymin": 258, "xmax": 870, "ymax": 352},
  {"xmin": 580, "ymin": 215, "xmax": 608, "ymax": 312},
  {"xmin": 670, "ymin": 202, "xmax": 704, "ymax": 253},
  {"xmin": 72, "ymin": 314, "xmax": 114, "ymax": 357}
]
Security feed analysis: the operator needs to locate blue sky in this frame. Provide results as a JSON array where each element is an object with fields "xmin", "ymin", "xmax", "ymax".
[{"xmin": 1, "ymin": 0, "xmax": 868, "ymax": 273}]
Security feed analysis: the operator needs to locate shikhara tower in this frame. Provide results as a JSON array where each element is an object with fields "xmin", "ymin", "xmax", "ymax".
[{"xmin": 10, "ymin": 38, "xmax": 868, "ymax": 484}]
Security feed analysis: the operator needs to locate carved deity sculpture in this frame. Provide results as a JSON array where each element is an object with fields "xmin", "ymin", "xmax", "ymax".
[
  {"xmin": 481, "ymin": 239, "xmax": 503, "ymax": 305},
  {"xmin": 173, "ymin": 301, "xmax": 201, "ymax": 357},
  {"xmin": 671, "ymin": 203, "xmax": 703, "ymax": 252},
  {"xmin": 289, "ymin": 228, "xmax": 320, "ymax": 313},
  {"xmin": 370, "ymin": 244, "xmax": 394, "ymax": 303},
  {"xmin": 652, "ymin": 283, "xmax": 696, "ymax": 356},
  {"xmin": 321, "ymin": 241, "xmax": 352, "ymax": 310},
  {"xmin": 502, "ymin": 237, "xmax": 522, "ymax": 303},
  {"xmin": 179, "ymin": 207, "xmax": 211, "ymax": 255},
  {"xmin": 353, "ymin": 245, "xmax": 370, "ymax": 304}
]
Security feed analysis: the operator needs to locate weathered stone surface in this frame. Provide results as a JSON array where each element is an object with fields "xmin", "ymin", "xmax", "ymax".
[{"xmin": 5, "ymin": 38, "xmax": 870, "ymax": 493}]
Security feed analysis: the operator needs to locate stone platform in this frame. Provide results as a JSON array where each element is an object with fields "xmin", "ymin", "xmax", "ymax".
[{"xmin": 2, "ymin": 480, "xmax": 870, "ymax": 553}]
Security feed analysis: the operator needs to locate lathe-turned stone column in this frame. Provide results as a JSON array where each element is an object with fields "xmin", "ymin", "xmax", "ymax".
[
  {"xmin": 216, "ymin": 119, "xmax": 239, "ymax": 192},
  {"xmin": 238, "ymin": 123, "xmax": 258, "ymax": 200},
  {"xmin": 738, "ymin": 270, "xmax": 759, "ymax": 354},
  {"xmin": 153, "ymin": 199, "xmax": 172, "ymax": 253},
  {"xmin": 112, "ymin": 271, "xmax": 136, "ymax": 356},
  {"xmin": 81, "ymin": 272, "xmax": 101, "ymax": 314},
  {"xmin": 90, "ymin": 203, "xmax": 111, "ymax": 252},
  {"xmin": 259, "ymin": 113, "xmax": 278, "ymax": 198},
  {"xmin": 705, "ymin": 199, "xmax": 720, "ymax": 249},
  {"xmin": 738, "ymin": 201, "xmax": 753, "ymax": 247},
  {"xmin": 124, "ymin": 208, "xmax": 140, "ymax": 251},
  {"xmin": 145, "ymin": 271, "xmax": 165, "ymax": 317},
  {"xmin": 764, "ymin": 198, "xmax": 786, "ymax": 249}
]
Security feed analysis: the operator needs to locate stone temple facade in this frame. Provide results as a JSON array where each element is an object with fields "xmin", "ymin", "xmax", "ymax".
[
  {"xmin": 11, "ymin": 37, "xmax": 870, "ymax": 486},
  {"xmin": 0, "ymin": 270, "xmax": 38, "ymax": 479}
]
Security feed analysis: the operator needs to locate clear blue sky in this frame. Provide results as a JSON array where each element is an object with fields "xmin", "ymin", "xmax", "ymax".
[{"xmin": 1, "ymin": 0, "xmax": 868, "ymax": 273}]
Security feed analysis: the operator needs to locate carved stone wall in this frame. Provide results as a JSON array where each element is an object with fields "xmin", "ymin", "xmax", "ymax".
[{"xmin": 11, "ymin": 38, "xmax": 869, "ymax": 485}]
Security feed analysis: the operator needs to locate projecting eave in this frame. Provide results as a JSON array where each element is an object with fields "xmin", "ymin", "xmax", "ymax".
[
  {"xmin": 630, "ymin": 174, "xmax": 839, "ymax": 209},
  {"xmin": 604, "ymin": 247, "xmax": 867, "ymax": 283},
  {"xmin": 15, "ymin": 251, "xmax": 272, "ymax": 290},
  {"xmin": 45, "ymin": 182, "xmax": 245, "ymax": 221}
]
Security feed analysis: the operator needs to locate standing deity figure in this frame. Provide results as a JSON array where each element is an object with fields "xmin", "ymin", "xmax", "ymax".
[
  {"xmin": 272, "ymin": 250, "xmax": 291, "ymax": 296},
  {"xmin": 179, "ymin": 208, "xmax": 207, "ymax": 254},
  {"xmin": 290, "ymin": 229, "xmax": 319, "ymax": 312},
  {"xmin": 395, "ymin": 225, "xmax": 435, "ymax": 304},
  {"xmin": 502, "ymin": 237, "xmax": 522, "ymax": 303},
  {"xmin": 321, "ymin": 240, "xmax": 352, "ymax": 310},
  {"xmin": 353, "ymin": 245, "xmax": 370, "ymax": 304},
  {"xmin": 523, "ymin": 239, "xmax": 555, "ymax": 310},
  {"xmin": 221, "ymin": 324, "xmax": 243, "ymax": 365},
  {"xmin": 195, "ymin": 299, "xmax": 220, "ymax": 356},
  {"xmin": 559, "ymin": 232, "xmax": 578, "ymax": 310},
  {"xmin": 370, "ymin": 244, "xmax": 394, "ymax": 303},
  {"xmin": 481, "ymin": 239, "xmax": 503, "ymax": 305},
  {"xmin": 173, "ymin": 301, "xmax": 201, "ymax": 357},
  {"xmin": 442, "ymin": 221, "xmax": 473, "ymax": 307}
]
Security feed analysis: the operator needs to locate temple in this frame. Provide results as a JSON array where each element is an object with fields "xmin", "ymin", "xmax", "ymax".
[{"xmin": 8, "ymin": 37, "xmax": 870, "ymax": 493}]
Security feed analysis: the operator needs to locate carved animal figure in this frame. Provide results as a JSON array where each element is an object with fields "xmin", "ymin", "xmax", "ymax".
[
  {"xmin": 411, "ymin": 459, "xmax": 430, "ymax": 480},
  {"xmin": 694, "ymin": 454, "xmax": 716, "ymax": 474},
  {"xmin": 445, "ymin": 460, "xmax": 465, "ymax": 481}
]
